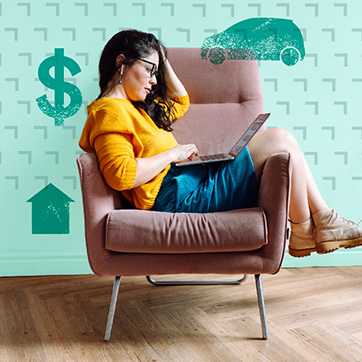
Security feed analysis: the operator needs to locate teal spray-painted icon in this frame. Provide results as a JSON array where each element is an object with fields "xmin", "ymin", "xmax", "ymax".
[
  {"xmin": 36, "ymin": 48, "xmax": 82, "ymax": 126},
  {"xmin": 201, "ymin": 18, "xmax": 305, "ymax": 66},
  {"xmin": 27, "ymin": 183, "xmax": 74, "ymax": 234}
]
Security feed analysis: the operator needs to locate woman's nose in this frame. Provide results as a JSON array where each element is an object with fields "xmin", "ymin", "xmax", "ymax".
[{"xmin": 149, "ymin": 74, "xmax": 157, "ymax": 85}]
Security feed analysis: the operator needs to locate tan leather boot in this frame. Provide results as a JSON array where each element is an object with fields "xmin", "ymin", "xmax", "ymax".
[
  {"xmin": 289, "ymin": 218, "xmax": 316, "ymax": 257},
  {"xmin": 313, "ymin": 208, "xmax": 362, "ymax": 254}
]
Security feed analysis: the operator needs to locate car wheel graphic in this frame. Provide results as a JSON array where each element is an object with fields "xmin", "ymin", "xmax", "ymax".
[
  {"xmin": 280, "ymin": 46, "xmax": 301, "ymax": 66},
  {"xmin": 208, "ymin": 47, "xmax": 227, "ymax": 65}
]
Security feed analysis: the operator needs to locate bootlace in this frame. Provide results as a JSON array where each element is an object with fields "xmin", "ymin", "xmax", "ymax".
[
  {"xmin": 340, "ymin": 217, "xmax": 357, "ymax": 226},
  {"xmin": 333, "ymin": 209, "xmax": 358, "ymax": 226}
]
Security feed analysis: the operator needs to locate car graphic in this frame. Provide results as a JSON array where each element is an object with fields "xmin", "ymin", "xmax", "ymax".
[{"xmin": 201, "ymin": 18, "xmax": 305, "ymax": 66}]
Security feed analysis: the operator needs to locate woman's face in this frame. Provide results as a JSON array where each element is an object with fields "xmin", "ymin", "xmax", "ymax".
[{"xmin": 121, "ymin": 50, "xmax": 159, "ymax": 101}]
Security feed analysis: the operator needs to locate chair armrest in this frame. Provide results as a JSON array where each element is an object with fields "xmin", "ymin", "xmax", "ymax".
[
  {"xmin": 256, "ymin": 152, "xmax": 292, "ymax": 273},
  {"xmin": 77, "ymin": 153, "xmax": 131, "ymax": 275}
]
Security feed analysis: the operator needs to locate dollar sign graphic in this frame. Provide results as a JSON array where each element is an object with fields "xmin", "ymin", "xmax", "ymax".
[{"xmin": 36, "ymin": 48, "xmax": 82, "ymax": 126}]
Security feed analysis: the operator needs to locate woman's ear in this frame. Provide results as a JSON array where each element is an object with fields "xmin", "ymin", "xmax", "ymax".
[{"xmin": 115, "ymin": 54, "xmax": 126, "ymax": 68}]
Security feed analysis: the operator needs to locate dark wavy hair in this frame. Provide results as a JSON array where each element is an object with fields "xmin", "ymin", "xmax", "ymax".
[{"xmin": 97, "ymin": 30, "xmax": 173, "ymax": 131}]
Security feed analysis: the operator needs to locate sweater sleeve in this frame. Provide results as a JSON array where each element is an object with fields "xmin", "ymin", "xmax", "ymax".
[
  {"xmin": 93, "ymin": 132, "xmax": 137, "ymax": 191},
  {"xmin": 169, "ymin": 93, "xmax": 190, "ymax": 121},
  {"xmin": 80, "ymin": 108, "xmax": 138, "ymax": 192}
]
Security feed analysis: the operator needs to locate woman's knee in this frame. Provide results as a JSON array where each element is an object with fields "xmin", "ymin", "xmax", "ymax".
[
  {"xmin": 248, "ymin": 127, "xmax": 300, "ymax": 180},
  {"xmin": 264, "ymin": 127, "xmax": 298, "ymax": 152}
]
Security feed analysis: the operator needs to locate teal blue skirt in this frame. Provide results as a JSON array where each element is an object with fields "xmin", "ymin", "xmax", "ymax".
[{"xmin": 152, "ymin": 147, "xmax": 257, "ymax": 213}]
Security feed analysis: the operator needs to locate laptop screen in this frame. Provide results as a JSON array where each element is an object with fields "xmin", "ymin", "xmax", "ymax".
[{"xmin": 229, "ymin": 113, "xmax": 270, "ymax": 157}]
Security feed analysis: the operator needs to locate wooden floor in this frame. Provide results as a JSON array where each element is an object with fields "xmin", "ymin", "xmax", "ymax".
[{"xmin": 0, "ymin": 267, "xmax": 362, "ymax": 362}]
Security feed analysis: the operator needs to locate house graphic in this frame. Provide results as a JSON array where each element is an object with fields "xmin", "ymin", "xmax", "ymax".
[{"xmin": 27, "ymin": 183, "xmax": 74, "ymax": 234}]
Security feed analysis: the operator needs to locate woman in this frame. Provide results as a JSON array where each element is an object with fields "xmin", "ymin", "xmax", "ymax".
[{"xmin": 79, "ymin": 29, "xmax": 362, "ymax": 258}]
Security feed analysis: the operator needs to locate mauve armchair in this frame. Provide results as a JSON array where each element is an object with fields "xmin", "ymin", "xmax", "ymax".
[{"xmin": 77, "ymin": 48, "xmax": 291, "ymax": 341}]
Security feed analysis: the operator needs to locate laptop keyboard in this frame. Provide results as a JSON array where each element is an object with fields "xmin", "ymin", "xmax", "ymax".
[{"xmin": 199, "ymin": 154, "xmax": 230, "ymax": 161}]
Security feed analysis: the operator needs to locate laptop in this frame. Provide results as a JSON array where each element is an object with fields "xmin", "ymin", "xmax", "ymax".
[{"xmin": 175, "ymin": 113, "xmax": 270, "ymax": 166}]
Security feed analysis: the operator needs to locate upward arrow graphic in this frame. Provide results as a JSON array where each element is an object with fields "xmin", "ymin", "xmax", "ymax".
[{"xmin": 27, "ymin": 183, "xmax": 74, "ymax": 234}]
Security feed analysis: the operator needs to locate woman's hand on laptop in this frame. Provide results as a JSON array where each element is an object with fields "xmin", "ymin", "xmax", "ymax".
[{"xmin": 170, "ymin": 144, "xmax": 199, "ymax": 162}]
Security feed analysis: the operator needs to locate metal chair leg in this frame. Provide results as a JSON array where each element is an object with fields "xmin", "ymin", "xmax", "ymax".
[
  {"xmin": 255, "ymin": 274, "xmax": 268, "ymax": 340},
  {"xmin": 146, "ymin": 275, "xmax": 247, "ymax": 286},
  {"xmin": 104, "ymin": 276, "xmax": 121, "ymax": 342},
  {"xmin": 104, "ymin": 275, "xmax": 266, "ymax": 341}
]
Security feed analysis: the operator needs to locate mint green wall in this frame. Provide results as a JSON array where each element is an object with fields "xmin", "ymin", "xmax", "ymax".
[{"xmin": 0, "ymin": 0, "xmax": 361, "ymax": 276}]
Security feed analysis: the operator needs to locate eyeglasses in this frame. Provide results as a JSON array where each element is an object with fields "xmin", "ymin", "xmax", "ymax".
[{"xmin": 136, "ymin": 58, "xmax": 159, "ymax": 78}]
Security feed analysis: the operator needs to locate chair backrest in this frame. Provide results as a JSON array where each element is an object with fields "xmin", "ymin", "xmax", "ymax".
[{"xmin": 167, "ymin": 48, "xmax": 264, "ymax": 154}]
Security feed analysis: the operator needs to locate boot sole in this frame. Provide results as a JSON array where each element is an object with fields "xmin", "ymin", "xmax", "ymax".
[
  {"xmin": 316, "ymin": 237, "xmax": 362, "ymax": 254},
  {"xmin": 289, "ymin": 246, "xmax": 316, "ymax": 258}
]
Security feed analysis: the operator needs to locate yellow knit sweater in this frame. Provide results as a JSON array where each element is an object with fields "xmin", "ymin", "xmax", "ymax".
[{"xmin": 79, "ymin": 94, "xmax": 190, "ymax": 209}]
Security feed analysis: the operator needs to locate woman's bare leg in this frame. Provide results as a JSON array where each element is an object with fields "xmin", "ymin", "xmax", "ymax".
[
  {"xmin": 248, "ymin": 128, "xmax": 328, "ymax": 223},
  {"xmin": 249, "ymin": 128, "xmax": 362, "ymax": 256},
  {"xmin": 302, "ymin": 156, "xmax": 328, "ymax": 214}
]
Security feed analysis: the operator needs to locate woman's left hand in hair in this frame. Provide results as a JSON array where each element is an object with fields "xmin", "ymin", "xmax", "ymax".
[{"xmin": 161, "ymin": 49, "xmax": 187, "ymax": 98}]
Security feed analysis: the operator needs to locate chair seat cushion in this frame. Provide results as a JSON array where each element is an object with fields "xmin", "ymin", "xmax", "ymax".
[{"xmin": 105, "ymin": 207, "xmax": 268, "ymax": 254}]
